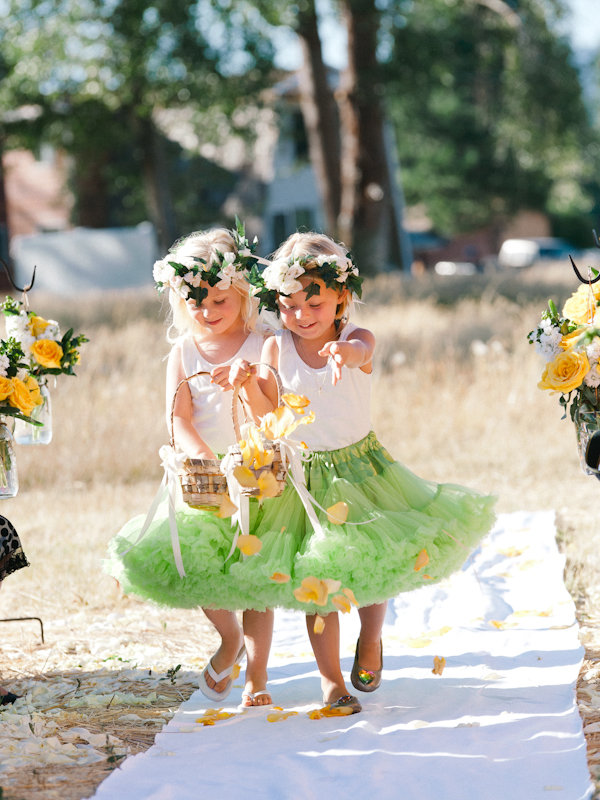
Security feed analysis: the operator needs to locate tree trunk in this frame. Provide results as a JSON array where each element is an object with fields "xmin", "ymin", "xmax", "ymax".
[
  {"xmin": 337, "ymin": 0, "xmax": 396, "ymax": 274},
  {"xmin": 295, "ymin": 0, "xmax": 341, "ymax": 234},
  {"xmin": 72, "ymin": 152, "xmax": 111, "ymax": 228},
  {"xmin": 138, "ymin": 116, "xmax": 178, "ymax": 252}
]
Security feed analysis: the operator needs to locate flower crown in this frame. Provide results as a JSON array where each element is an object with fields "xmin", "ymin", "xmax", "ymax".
[
  {"xmin": 153, "ymin": 218, "xmax": 259, "ymax": 305},
  {"xmin": 248, "ymin": 251, "xmax": 363, "ymax": 314}
]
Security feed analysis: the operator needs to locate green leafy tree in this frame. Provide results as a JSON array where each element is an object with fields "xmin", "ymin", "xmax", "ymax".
[
  {"xmin": 0, "ymin": 0, "xmax": 275, "ymax": 248},
  {"xmin": 382, "ymin": 0, "xmax": 598, "ymax": 241}
]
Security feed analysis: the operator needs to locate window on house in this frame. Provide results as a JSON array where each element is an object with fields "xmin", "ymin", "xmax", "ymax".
[
  {"xmin": 291, "ymin": 111, "xmax": 309, "ymax": 162},
  {"xmin": 295, "ymin": 208, "xmax": 313, "ymax": 231},
  {"xmin": 272, "ymin": 213, "xmax": 288, "ymax": 247}
]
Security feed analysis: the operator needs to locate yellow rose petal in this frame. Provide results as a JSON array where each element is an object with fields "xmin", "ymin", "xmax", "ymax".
[
  {"xmin": 233, "ymin": 465, "xmax": 259, "ymax": 489},
  {"xmin": 270, "ymin": 572, "xmax": 291, "ymax": 583},
  {"xmin": 257, "ymin": 470, "xmax": 280, "ymax": 499},
  {"xmin": 313, "ymin": 615, "xmax": 325, "ymax": 635},
  {"xmin": 326, "ymin": 501, "xmax": 349, "ymax": 525},
  {"xmin": 342, "ymin": 587, "xmax": 358, "ymax": 606},
  {"xmin": 332, "ymin": 594, "xmax": 352, "ymax": 613},
  {"xmin": 414, "ymin": 549, "xmax": 429, "ymax": 572},
  {"xmin": 282, "ymin": 392, "xmax": 311, "ymax": 414},
  {"xmin": 237, "ymin": 534, "xmax": 262, "ymax": 556},
  {"xmin": 216, "ymin": 493, "xmax": 237, "ymax": 519},
  {"xmin": 432, "ymin": 656, "xmax": 446, "ymax": 675}
]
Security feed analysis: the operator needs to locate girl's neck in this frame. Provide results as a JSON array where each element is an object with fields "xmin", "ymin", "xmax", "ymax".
[
  {"xmin": 193, "ymin": 325, "xmax": 248, "ymax": 365},
  {"xmin": 291, "ymin": 324, "xmax": 342, "ymax": 368}
]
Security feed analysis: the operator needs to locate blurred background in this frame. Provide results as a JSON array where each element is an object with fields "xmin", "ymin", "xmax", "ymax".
[{"xmin": 0, "ymin": 0, "xmax": 599, "ymax": 289}]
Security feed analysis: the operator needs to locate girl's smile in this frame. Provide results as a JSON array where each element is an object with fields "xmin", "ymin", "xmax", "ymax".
[
  {"xmin": 186, "ymin": 283, "xmax": 244, "ymax": 336},
  {"xmin": 277, "ymin": 278, "xmax": 347, "ymax": 347}
]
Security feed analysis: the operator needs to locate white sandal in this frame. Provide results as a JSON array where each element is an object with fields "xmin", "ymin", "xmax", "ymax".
[
  {"xmin": 240, "ymin": 689, "xmax": 271, "ymax": 709},
  {"xmin": 198, "ymin": 645, "xmax": 246, "ymax": 702}
]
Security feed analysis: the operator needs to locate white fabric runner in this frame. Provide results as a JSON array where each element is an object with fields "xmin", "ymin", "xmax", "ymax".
[{"xmin": 89, "ymin": 511, "xmax": 593, "ymax": 800}]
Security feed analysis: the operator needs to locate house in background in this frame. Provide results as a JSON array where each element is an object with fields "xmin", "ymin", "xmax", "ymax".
[{"xmin": 2, "ymin": 70, "xmax": 562, "ymax": 290}]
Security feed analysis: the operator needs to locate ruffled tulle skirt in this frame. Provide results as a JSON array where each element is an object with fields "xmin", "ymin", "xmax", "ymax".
[{"xmin": 104, "ymin": 432, "xmax": 496, "ymax": 614}]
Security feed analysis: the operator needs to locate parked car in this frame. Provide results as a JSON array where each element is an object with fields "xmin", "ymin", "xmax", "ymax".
[{"xmin": 498, "ymin": 237, "xmax": 577, "ymax": 269}]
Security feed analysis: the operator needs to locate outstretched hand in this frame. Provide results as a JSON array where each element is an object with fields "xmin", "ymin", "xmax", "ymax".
[{"xmin": 318, "ymin": 341, "xmax": 347, "ymax": 385}]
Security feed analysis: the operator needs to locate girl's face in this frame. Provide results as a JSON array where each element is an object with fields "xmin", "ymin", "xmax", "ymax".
[
  {"xmin": 186, "ymin": 283, "xmax": 244, "ymax": 336},
  {"xmin": 277, "ymin": 277, "xmax": 347, "ymax": 341}
]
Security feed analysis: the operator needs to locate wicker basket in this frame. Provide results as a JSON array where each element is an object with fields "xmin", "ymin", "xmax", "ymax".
[
  {"xmin": 229, "ymin": 363, "xmax": 288, "ymax": 498},
  {"xmin": 169, "ymin": 364, "xmax": 288, "ymax": 507},
  {"xmin": 169, "ymin": 370, "xmax": 228, "ymax": 507}
]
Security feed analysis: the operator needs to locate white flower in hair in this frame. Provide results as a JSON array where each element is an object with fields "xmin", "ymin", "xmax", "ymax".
[
  {"xmin": 153, "ymin": 259, "xmax": 176, "ymax": 285},
  {"xmin": 184, "ymin": 270, "xmax": 202, "ymax": 288}
]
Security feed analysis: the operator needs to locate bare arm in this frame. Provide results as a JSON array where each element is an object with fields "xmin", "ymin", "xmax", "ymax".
[
  {"xmin": 228, "ymin": 336, "xmax": 280, "ymax": 422},
  {"xmin": 318, "ymin": 326, "xmax": 375, "ymax": 385},
  {"xmin": 166, "ymin": 344, "xmax": 217, "ymax": 459}
]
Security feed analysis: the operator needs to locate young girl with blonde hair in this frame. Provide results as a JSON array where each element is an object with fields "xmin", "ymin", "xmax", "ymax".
[
  {"xmin": 106, "ymin": 224, "xmax": 274, "ymax": 708},
  {"xmin": 229, "ymin": 231, "xmax": 496, "ymax": 714}
]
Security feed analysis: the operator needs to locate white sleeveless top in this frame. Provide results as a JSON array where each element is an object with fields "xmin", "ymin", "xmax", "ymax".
[
  {"xmin": 276, "ymin": 323, "xmax": 372, "ymax": 451},
  {"xmin": 174, "ymin": 332, "xmax": 263, "ymax": 454}
]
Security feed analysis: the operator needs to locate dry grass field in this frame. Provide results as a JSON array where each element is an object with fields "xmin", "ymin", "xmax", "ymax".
[{"xmin": 2, "ymin": 262, "xmax": 600, "ymax": 798}]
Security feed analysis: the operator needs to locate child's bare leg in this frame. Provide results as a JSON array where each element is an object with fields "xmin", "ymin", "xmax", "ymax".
[
  {"xmin": 357, "ymin": 601, "xmax": 387, "ymax": 670},
  {"xmin": 202, "ymin": 608, "xmax": 244, "ymax": 693},
  {"xmin": 241, "ymin": 608, "xmax": 274, "ymax": 707},
  {"xmin": 306, "ymin": 612, "xmax": 349, "ymax": 704}
]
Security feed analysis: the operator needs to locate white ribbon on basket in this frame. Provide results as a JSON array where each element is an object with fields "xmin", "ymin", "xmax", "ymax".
[
  {"xmin": 220, "ymin": 435, "xmax": 332, "ymax": 561},
  {"xmin": 117, "ymin": 444, "xmax": 188, "ymax": 579}
]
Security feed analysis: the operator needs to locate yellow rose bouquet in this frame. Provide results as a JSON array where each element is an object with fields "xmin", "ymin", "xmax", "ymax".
[
  {"xmin": 0, "ymin": 337, "xmax": 44, "ymax": 425},
  {"xmin": 528, "ymin": 280, "xmax": 600, "ymax": 474},
  {"xmin": 1, "ymin": 296, "xmax": 88, "ymax": 379}
]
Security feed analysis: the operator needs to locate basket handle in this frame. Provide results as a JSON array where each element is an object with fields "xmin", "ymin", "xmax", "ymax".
[
  {"xmin": 232, "ymin": 362, "xmax": 283, "ymax": 441},
  {"xmin": 169, "ymin": 370, "xmax": 212, "ymax": 449}
]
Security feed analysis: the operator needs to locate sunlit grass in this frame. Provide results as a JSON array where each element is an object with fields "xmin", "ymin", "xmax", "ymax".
[{"xmin": 2, "ymin": 265, "xmax": 599, "ymax": 627}]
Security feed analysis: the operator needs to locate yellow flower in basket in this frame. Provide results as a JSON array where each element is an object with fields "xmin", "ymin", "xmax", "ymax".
[
  {"xmin": 538, "ymin": 350, "xmax": 590, "ymax": 394},
  {"xmin": 9, "ymin": 376, "xmax": 36, "ymax": 415},
  {"xmin": 282, "ymin": 393, "xmax": 310, "ymax": 415},
  {"xmin": 31, "ymin": 339, "xmax": 63, "ymax": 369},
  {"xmin": 239, "ymin": 425, "xmax": 274, "ymax": 470}
]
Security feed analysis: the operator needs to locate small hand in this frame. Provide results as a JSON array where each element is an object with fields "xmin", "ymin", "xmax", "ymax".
[
  {"xmin": 228, "ymin": 359, "xmax": 254, "ymax": 389},
  {"xmin": 211, "ymin": 364, "xmax": 233, "ymax": 391},
  {"xmin": 318, "ymin": 341, "xmax": 345, "ymax": 385}
]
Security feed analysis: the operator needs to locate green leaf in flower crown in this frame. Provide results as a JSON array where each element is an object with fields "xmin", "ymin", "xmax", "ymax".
[{"xmin": 303, "ymin": 282, "xmax": 321, "ymax": 300}]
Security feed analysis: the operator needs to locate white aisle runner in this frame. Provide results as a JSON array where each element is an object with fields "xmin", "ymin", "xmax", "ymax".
[{"xmin": 89, "ymin": 511, "xmax": 594, "ymax": 800}]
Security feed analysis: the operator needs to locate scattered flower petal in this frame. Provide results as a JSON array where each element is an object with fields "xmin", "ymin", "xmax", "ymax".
[
  {"xmin": 237, "ymin": 534, "xmax": 262, "ymax": 556},
  {"xmin": 270, "ymin": 572, "xmax": 290, "ymax": 583},
  {"xmin": 414, "ymin": 549, "xmax": 429, "ymax": 571},
  {"xmin": 432, "ymin": 656, "xmax": 446, "ymax": 675},
  {"xmin": 313, "ymin": 615, "xmax": 326, "ymax": 634},
  {"xmin": 326, "ymin": 501, "xmax": 349, "ymax": 525}
]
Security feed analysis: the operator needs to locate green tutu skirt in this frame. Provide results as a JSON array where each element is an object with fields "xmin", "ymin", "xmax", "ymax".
[{"xmin": 105, "ymin": 432, "xmax": 496, "ymax": 614}]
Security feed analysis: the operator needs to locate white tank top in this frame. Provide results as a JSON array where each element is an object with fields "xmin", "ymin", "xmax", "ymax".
[
  {"xmin": 174, "ymin": 332, "xmax": 263, "ymax": 454},
  {"xmin": 276, "ymin": 323, "xmax": 372, "ymax": 451}
]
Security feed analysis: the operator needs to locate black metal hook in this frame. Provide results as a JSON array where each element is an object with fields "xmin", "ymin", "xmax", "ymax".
[
  {"xmin": 0, "ymin": 258, "xmax": 36, "ymax": 294},
  {"xmin": 570, "ymin": 229, "xmax": 600, "ymax": 284}
]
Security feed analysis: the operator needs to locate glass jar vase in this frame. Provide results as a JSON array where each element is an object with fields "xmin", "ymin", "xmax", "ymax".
[
  {"xmin": 575, "ymin": 409, "xmax": 600, "ymax": 479},
  {"xmin": 13, "ymin": 381, "xmax": 52, "ymax": 445},
  {"xmin": 0, "ymin": 423, "xmax": 18, "ymax": 498}
]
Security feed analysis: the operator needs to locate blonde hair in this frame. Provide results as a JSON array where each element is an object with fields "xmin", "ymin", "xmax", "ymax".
[
  {"xmin": 165, "ymin": 228, "xmax": 257, "ymax": 341},
  {"xmin": 271, "ymin": 231, "xmax": 354, "ymax": 321}
]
